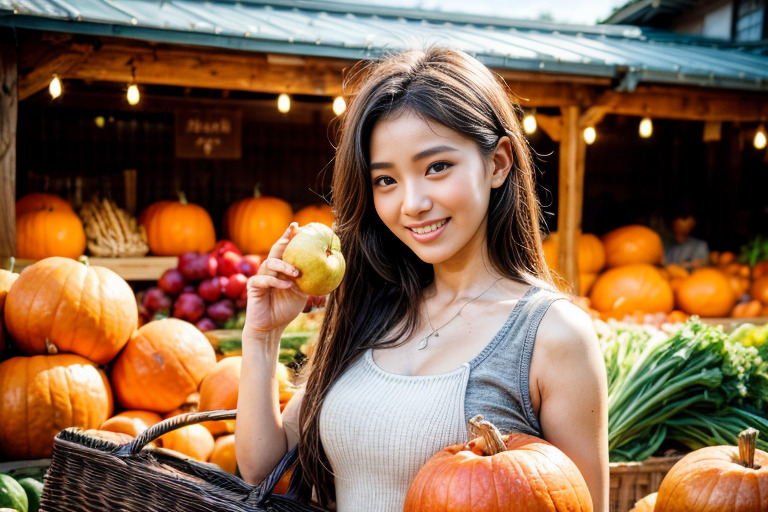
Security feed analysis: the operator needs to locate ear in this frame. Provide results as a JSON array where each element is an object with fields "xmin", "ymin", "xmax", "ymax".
[{"xmin": 490, "ymin": 136, "xmax": 513, "ymax": 189}]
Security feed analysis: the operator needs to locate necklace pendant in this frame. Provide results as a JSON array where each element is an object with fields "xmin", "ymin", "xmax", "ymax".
[
  {"xmin": 417, "ymin": 337, "xmax": 428, "ymax": 350},
  {"xmin": 433, "ymin": 332, "xmax": 439, "ymax": 337}
]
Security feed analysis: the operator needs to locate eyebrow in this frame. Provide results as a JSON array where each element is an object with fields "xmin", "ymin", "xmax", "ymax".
[{"xmin": 370, "ymin": 144, "xmax": 457, "ymax": 171}]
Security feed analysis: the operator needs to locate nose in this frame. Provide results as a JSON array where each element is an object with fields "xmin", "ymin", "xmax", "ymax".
[{"xmin": 401, "ymin": 179, "xmax": 432, "ymax": 217}]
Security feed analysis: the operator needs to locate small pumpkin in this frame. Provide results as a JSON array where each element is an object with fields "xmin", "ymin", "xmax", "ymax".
[
  {"xmin": 111, "ymin": 318, "xmax": 217, "ymax": 413},
  {"xmin": 654, "ymin": 428, "xmax": 767, "ymax": 512},
  {"xmin": 750, "ymin": 275, "xmax": 768, "ymax": 305},
  {"xmin": 731, "ymin": 300, "xmax": 763, "ymax": 319},
  {"xmin": 629, "ymin": 492, "xmax": 657, "ymax": 512},
  {"xmin": 208, "ymin": 434, "xmax": 237, "ymax": 474},
  {"xmin": 16, "ymin": 208, "xmax": 86, "ymax": 260},
  {"xmin": 160, "ymin": 423, "xmax": 215, "ymax": 462},
  {"xmin": 140, "ymin": 192, "xmax": 216, "ymax": 256},
  {"xmin": 0, "ymin": 354, "xmax": 113, "ymax": 459},
  {"xmin": 403, "ymin": 415, "xmax": 592, "ymax": 511},
  {"xmin": 293, "ymin": 204, "xmax": 335, "ymax": 228},
  {"xmin": 674, "ymin": 267, "xmax": 736, "ymax": 317},
  {"xmin": 223, "ymin": 185, "xmax": 293, "ymax": 255},
  {"xmin": 15, "ymin": 192, "xmax": 73, "ymax": 217},
  {"xmin": 602, "ymin": 225, "xmax": 663, "ymax": 268},
  {"xmin": 589, "ymin": 264, "xmax": 674, "ymax": 319},
  {"xmin": 4, "ymin": 257, "xmax": 137, "ymax": 364},
  {"xmin": 198, "ymin": 356, "xmax": 242, "ymax": 435},
  {"xmin": 100, "ymin": 410, "xmax": 164, "ymax": 437}
]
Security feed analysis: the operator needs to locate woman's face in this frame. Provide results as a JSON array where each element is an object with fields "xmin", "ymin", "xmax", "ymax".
[{"xmin": 368, "ymin": 111, "xmax": 510, "ymax": 266}]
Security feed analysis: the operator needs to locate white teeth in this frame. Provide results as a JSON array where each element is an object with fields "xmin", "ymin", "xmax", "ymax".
[{"xmin": 412, "ymin": 219, "xmax": 447, "ymax": 234}]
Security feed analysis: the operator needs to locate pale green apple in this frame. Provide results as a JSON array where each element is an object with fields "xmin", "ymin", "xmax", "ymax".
[{"xmin": 283, "ymin": 222, "xmax": 345, "ymax": 296}]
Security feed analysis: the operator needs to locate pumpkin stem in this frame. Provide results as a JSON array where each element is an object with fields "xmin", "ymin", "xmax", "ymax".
[
  {"xmin": 253, "ymin": 183, "xmax": 262, "ymax": 199},
  {"xmin": 44, "ymin": 338, "xmax": 59, "ymax": 355},
  {"xmin": 738, "ymin": 427, "xmax": 759, "ymax": 469},
  {"xmin": 78, "ymin": 255, "xmax": 90, "ymax": 267},
  {"xmin": 4, "ymin": 256, "xmax": 14, "ymax": 272},
  {"xmin": 468, "ymin": 415, "xmax": 507, "ymax": 455},
  {"xmin": 178, "ymin": 191, "xmax": 188, "ymax": 205}
]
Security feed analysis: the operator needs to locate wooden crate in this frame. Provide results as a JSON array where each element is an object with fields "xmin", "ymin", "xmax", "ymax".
[{"xmin": 609, "ymin": 455, "xmax": 682, "ymax": 512}]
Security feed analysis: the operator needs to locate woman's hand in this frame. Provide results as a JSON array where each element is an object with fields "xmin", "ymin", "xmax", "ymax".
[{"xmin": 243, "ymin": 223, "xmax": 308, "ymax": 335}]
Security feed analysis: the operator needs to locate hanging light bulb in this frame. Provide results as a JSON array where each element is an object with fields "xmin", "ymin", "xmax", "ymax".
[
  {"xmin": 332, "ymin": 96, "xmax": 346, "ymax": 116},
  {"xmin": 523, "ymin": 110, "xmax": 537, "ymax": 135},
  {"xmin": 127, "ymin": 84, "xmax": 140, "ymax": 105},
  {"xmin": 49, "ymin": 75, "xmax": 62, "ymax": 99},
  {"xmin": 755, "ymin": 124, "xmax": 767, "ymax": 150},
  {"xmin": 583, "ymin": 126, "xmax": 597, "ymax": 145},
  {"xmin": 277, "ymin": 93, "xmax": 291, "ymax": 113},
  {"xmin": 639, "ymin": 117, "xmax": 653, "ymax": 138}
]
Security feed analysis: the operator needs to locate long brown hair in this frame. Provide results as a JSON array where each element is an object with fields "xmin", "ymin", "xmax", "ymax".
[{"xmin": 297, "ymin": 47, "xmax": 552, "ymax": 505}]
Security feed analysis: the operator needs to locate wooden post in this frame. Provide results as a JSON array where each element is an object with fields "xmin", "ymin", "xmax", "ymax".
[
  {"xmin": 557, "ymin": 105, "xmax": 585, "ymax": 294},
  {"xmin": 0, "ymin": 31, "xmax": 18, "ymax": 262}
]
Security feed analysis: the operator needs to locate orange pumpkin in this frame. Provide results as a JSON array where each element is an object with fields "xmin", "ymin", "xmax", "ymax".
[
  {"xmin": 404, "ymin": 415, "xmax": 592, "ymax": 511},
  {"xmin": 4, "ymin": 257, "xmax": 137, "ymax": 364},
  {"xmin": 752, "ymin": 261, "xmax": 768, "ymax": 280},
  {"xmin": 15, "ymin": 192, "xmax": 73, "ymax": 217},
  {"xmin": 208, "ymin": 434, "xmax": 237, "ymax": 474},
  {"xmin": 16, "ymin": 208, "xmax": 86, "ymax": 260},
  {"xmin": 580, "ymin": 272, "xmax": 598, "ymax": 296},
  {"xmin": 750, "ymin": 275, "xmax": 768, "ymax": 305},
  {"xmin": 140, "ymin": 192, "xmax": 216, "ymax": 256},
  {"xmin": 589, "ymin": 264, "xmax": 674, "ymax": 319},
  {"xmin": 223, "ymin": 186, "xmax": 293, "ymax": 255},
  {"xmin": 629, "ymin": 492, "xmax": 657, "ymax": 512},
  {"xmin": 602, "ymin": 225, "xmax": 663, "ymax": 268},
  {"xmin": 0, "ymin": 354, "xmax": 113, "ymax": 459},
  {"xmin": 0, "ymin": 269, "xmax": 19, "ymax": 356},
  {"xmin": 293, "ymin": 204, "xmax": 335, "ymax": 228},
  {"xmin": 198, "ymin": 356, "xmax": 241, "ymax": 435},
  {"xmin": 100, "ymin": 410, "xmax": 163, "ymax": 437},
  {"xmin": 540, "ymin": 232, "xmax": 606, "ymax": 274},
  {"xmin": 111, "ymin": 318, "xmax": 217, "ymax": 413},
  {"xmin": 160, "ymin": 423, "xmax": 215, "ymax": 462},
  {"xmin": 654, "ymin": 428, "xmax": 766, "ymax": 512},
  {"xmin": 674, "ymin": 268, "xmax": 736, "ymax": 317},
  {"xmin": 731, "ymin": 300, "xmax": 763, "ymax": 319}
]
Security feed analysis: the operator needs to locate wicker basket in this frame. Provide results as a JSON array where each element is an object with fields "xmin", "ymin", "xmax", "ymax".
[
  {"xmin": 39, "ymin": 409, "xmax": 325, "ymax": 512},
  {"xmin": 608, "ymin": 455, "xmax": 683, "ymax": 512}
]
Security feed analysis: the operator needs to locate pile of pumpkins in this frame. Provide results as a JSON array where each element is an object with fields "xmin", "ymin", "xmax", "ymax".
[
  {"xmin": 0, "ymin": 256, "xmax": 294, "ymax": 477},
  {"xmin": 14, "ymin": 186, "xmax": 334, "ymax": 260},
  {"xmin": 544, "ymin": 224, "xmax": 768, "ymax": 322}
]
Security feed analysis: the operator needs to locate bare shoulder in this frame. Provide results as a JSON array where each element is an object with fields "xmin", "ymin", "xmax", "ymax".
[{"xmin": 535, "ymin": 297, "xmax": 600, "ymax": 357}]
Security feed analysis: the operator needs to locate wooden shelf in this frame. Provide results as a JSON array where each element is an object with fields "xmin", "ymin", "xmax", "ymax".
[{"xmin": 15, "ymin": 256, "xmax": 178, "ymax": 281}]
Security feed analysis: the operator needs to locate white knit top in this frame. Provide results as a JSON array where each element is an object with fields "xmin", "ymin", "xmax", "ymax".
[{"xmin": 319, "ymin": 350, "xmax": 470, "ymax": 512}]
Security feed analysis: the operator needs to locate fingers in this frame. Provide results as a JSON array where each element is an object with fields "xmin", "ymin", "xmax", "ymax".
[{"xmin": 266, "ymin": 223, "xmax": 298, "ymax": 260}]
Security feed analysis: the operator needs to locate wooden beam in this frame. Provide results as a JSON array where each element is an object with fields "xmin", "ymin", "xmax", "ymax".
[
  {"xmin": 0, "ymin": 34, "xmax": 17, "ymax": 262},
  {"xmin": 557, "ymin": 105, "xmax": 585, "ymax": 294}
]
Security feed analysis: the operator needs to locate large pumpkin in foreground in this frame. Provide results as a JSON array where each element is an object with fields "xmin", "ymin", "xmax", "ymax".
[
  {"xmin": 404, "ymin": 416, "xmax": 592, "ymax": 511},
  {"xmin": 111, "ymin": 318, "xmax": 217, "ymax": 413},
  {"xmin": 655, "ymin": 428, "xmax": 767, "ymax": 511},
  {"xmin": 4, "ymin": 257, "xmax": 137, "ymax": 364},
  {"xmin": 0, "ymin": 354, "xmax": 113, "ymax": 459}
]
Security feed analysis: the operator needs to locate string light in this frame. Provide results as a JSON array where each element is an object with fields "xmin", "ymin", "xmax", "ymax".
[
  {"xmin": 754, "ymin": 124, "xmax": 767, "ymax": 150},
  {"xmin": 127, "ymin": 67, "xmax": 140, "ymax": 105},
  {"xmin": 523, "ymin": 110, "xmax": 537, "ymax": 135},
  {"xmin": 639, "ymin": 117, "xmax": 653, "ymax": 138},
  {"xmin": 49, "ymin": 75, "xmax": 62, "ymax": 99},
  {"xmin": 583, "ymin": 126, "xmax": 596, "ymax": 145},
  {"xmin": 332, "ymin": 96, "xmax": 346, "ymax": 116},
  {"xmin": 277, "ymin": 93, "xmax": 291, "ymax": 113}
]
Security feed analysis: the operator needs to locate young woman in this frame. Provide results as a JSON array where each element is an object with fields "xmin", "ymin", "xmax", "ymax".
[{"xmin": 235, "ymin": 47, "xmax": 608, "ymax": 512}]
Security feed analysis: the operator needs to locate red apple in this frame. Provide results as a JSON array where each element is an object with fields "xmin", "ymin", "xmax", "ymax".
[
  {"xmin": 207, "ymin": 298, "xmax": 235, "ymax": 323},
  {"xmin": 234, "ymin": 297, "xmax": 247, "ymax": 310},
  {"xmin": 239, "ymin": 254, "xmax": 263, "ymax": 277},
  {"xmin": 212, "ymin": 239, "xmax": 241, "ymax": 257},
  {"xmin": 198, "ymin": 277, "xmax": 222, "ymax": 302},
  {"xmin": 217, "ymin": 251, "xmax": 243, "ymax": 277},
  {"xmin": 158, "ymin": 268, "xmax": 186, "ymax": 296},
  {"xmin": 223, "ymin": 273, "xmax": 248, "ymax": 299},
  {"xmin": 142, "ymin": 287, "xmax": 173, "ymax": 314},
  {"xmin": 173, "ymin": 292, "xmax": 206, "ymax": 323},
  {"xmin": 195, "ymin": 317, "xmax": 218, "ymax": 332}
]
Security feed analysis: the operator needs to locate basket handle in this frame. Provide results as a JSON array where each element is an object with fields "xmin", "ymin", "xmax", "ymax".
[{"xmin": 121, "ymin": 409, "xmax": 237, "ymax": 456}]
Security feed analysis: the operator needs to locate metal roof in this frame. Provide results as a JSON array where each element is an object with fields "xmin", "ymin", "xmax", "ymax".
[{"xmin": 1, "ymin": 0, "xmax": 767, "ymax": 92}]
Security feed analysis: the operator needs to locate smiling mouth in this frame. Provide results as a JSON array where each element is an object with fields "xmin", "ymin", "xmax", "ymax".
[{"xmin": 410, "ymin": 219, "xmax": 448, "ymax": 234}]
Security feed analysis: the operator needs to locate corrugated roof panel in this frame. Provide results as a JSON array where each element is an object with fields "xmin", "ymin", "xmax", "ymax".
[{"xmin": 1, "ymin": 0, "xmax": 766, "ymax": 91}]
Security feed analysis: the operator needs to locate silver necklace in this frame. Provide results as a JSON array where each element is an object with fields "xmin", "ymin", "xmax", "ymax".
[{"xmin": 417, "ymin": 278, "xmax": 503, "ymax": 350}]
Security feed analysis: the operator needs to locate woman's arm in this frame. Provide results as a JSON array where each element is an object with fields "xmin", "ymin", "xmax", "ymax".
[
  {"xmin": 235, "ymin": 225, "xmax": 309, "ymax": 484},
  {"xmin": 531, "ymin": 299, "xmax": 609, "ymax": 512}
]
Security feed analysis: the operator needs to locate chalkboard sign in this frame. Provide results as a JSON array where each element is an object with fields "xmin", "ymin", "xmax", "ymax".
[{"xmin": 175, "ymin": 109, "xmax": 242, "ymax": 159}]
